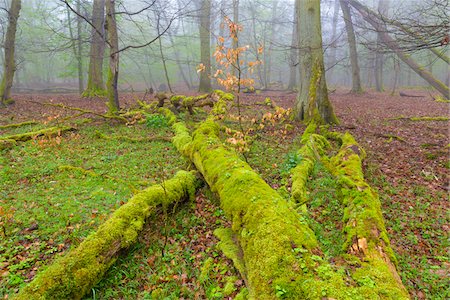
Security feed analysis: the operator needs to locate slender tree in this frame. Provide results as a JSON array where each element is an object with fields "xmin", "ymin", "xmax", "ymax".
[
  {"xmin": 66, "ymin": 0, "xmax": 84, "ymax": 94},
  {"xmin": 84, "ymin": 0, "xmax": 106, "ymax": 97},
  {"xmin": 340, "ymin": 0, "xmax": 363, "ymax": 93},
  {"xmin": 287, "ymin": 0, "xmax": 298, "ymax": 91},
  {"xmin": 348, "ymin": 0, "xmax": 449, "ymax": 99},
  {"xmin": 0, "ymin": 0, "xmax": 21, "ymax": 105},
  {"xmin": 105, "ymin": 0, "xmax": 120, "ymax": 113},
  {"xmin": 295, "ymin": 0, "xmax": 338, "ymax": 124},
  {"xmin": 375, "ymin": 0, "xmax": 389, "ymax": 92},
  {"xmin": 198, "ymin": 0, "xmax": 212, "ymax": 92}
]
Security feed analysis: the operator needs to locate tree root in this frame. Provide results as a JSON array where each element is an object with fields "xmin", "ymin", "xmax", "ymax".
[{"xmin": 15, "ymin": 171, "xmax": 201, "ymax": 300}]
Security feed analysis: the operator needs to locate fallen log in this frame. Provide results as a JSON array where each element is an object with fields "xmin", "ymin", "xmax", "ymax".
[
  {"xmin": 399, "ymin": 91, "xmax": 424, "ymax": 98},
  {"xmin": 15, "ymin": 171, "xmax": 200, "ymax": 300},
  {"xmin": 165, "ymin": 109, "xmax": 410, "ymax": 299},
  {"xmin": 325, "ymin": 130, "xmax": 409, "ymax": 297},
  {"xmin": 0, "ymin": 121, "xmax": 37, "ymax": 129},
  {"xmin": 0, "ymin": 126, "xmax": 75, "ymax": 143}
]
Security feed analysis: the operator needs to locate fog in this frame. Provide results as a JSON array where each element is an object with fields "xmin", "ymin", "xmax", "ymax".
[{"xmin": 0, "ymin": 0, "xmax": 448, "ymax": 93}]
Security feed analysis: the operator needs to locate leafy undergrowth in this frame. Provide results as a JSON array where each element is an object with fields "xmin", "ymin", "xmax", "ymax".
[
  {"xmin": 0, "ymin": 118, "xmax": 186, "ymax": 297},
  {"xmin": 365, "ymin": 162, "xmax": 449, "ymax": 300},
  {"xmin": 84, "ymin": 190, "xmax": 244, "ymax": 299}
]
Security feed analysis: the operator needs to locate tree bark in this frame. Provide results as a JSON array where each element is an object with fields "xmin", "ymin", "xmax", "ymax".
[
  {"xmin": 375, "ymin": 0, "xmax": 389, "ymax": 92},
  {"xmin": 340, "ymin": 0, "xmax": 363, "ymax": 93},
  {"xmin": 105, "ymin": 0, "xmax": 120, "ymax": 113},
  {"xmin": 84, "ymin": 0, "xmax": 106, "ymax": 97},
  {"xmin": 287, "ymin": 0, "xmax": 298, "ymax": 90},
  {"xmin": 295, "ymin": 0, "xmax": 338, "ymax": 124},
  {"xmin": 0, "ymin": 0, "xmax": 21, "ymax": 104},
  {"xmin": 348, "ymin": 0, "xmax": 449, "ymax": 99},
  {"xmin": 66, "ymin": 1, "xmax": 84, "ymax": 94},
  {"xmin": 198, "ymin": 0, "xmax": 212, "ymax": 92},
  {"xmin": 231, "ymin": 0, "xmax": 239, "ymax": 78}
]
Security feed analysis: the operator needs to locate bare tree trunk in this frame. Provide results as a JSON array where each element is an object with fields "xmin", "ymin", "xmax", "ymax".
[
  {"xmin": 105, "ymin": 0, "xmax": 120, "ymax": 113},
  {"xmin": 84, "ymin": 0, "xmax": 106, "ymax": 97},
  {"xmin": 249, "ymin": 3, "xmax": 264, "ymax": 87},
  {"xmin": 327, "ymin": 0, "xmax": 340, "ymax": 83},
  {"xmin": 67, "ymin": 1, "xmax": 84, "ymax": 94},
  {"xmin": 296, "ymin": 0, "xmax": 338, "ymax": 124},
  {"xmin": 375, "ymin": 0, "xmax": 389, "ymax": 92},
  {"xmin": 0, "ymin": 0, "xmax": 21, "ymax": 105},
  {"xmin": 287, "ymin": 0, "xmax": 298, "ymax": 91},
  {"xmin": 390, "ymin": 56, "xmax": 400, "ymax": 95},
  {"xmin": 265, "ymin": 0, "xmax": 278, "ymax": 87},
  {"xmin": 198, "ymin": 0, "xmax": 212, "ymax": 92},
  {"xmin": 340, "ymin": 0, "xmax": 363, "ymax": 93},
  {"xmin": 348, "ymin": 0, "xmax": 449, "ymax": 99}
]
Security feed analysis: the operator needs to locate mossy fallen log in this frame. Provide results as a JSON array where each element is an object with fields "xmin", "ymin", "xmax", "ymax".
[
  {"xmin": 325, "ymin": 131, "xmax": 408, "ymax": 296},
  {"xmin": 14, "ymin": 171, "xmax": 200, "ymax": 300},
  {"xmin": 0, "ymin": 120, "xmax": 37, "ymax": 129},
  {"xmin": 166, "ymin": 109, "xmax": 410, "ymax": 299},
  {"xmin": 390, "ymin": 115, "xmax": 449, "ymax": 121},
  {"xmin": 0, "ymin": 126, "xmax": 75, "ymax": 143}
]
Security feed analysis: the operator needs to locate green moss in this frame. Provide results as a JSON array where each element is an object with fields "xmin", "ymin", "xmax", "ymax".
[
  {"xmin": 14, "ymin": 171, "xmax": 200, "ymax": 300},
  {"xmin": 409, "ymin": 116, "xmax": 448, "ymax": 121},
  {"xmin": 214, "ymin": 228, "xmax": 246, "ymax": 279},
  {"xmin": 81, "ymin": 87, "xmax": 107, "ymax": 98},
  {"xmin": 0, "ymin": 138, "xmax": 16, "ymax": 150}
]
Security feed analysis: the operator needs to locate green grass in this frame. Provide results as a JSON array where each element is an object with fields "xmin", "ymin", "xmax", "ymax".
[{"xmin": 0, "ymin": 120, "xmax": 186, "ymax": 297}]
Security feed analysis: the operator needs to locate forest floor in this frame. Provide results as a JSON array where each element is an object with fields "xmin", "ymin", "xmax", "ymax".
[{"xmin": 0, "ymin": 89, "xmax": 448, "ymax": 299}]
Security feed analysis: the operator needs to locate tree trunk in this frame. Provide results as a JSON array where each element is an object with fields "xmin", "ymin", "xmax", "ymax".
[
  {"xmin": 375, "ymin": 0, "xmax": 389, "ymax": 92},
  {"xmin": 0, "ymin": 0, "xmax": 21, "ymax": 105},
  {"xmin": 327, "ymin": 0, "xmax": 340, "ymax": 83},
  {"xmin": 84, "ymin": 0, "xmax": 106, "ymax": 97},
  {"xmin": 340, "ymin": 0, "xmax": 363, "ymax": 93},
  {"xmin": 198, "ymin": 0, "xmax": 212, "ymax": 92},
  {"xmin": 348, "ymin": 0, "xmax": 449, "ymax": 99},
  {"xmin": 287, "ymin": 0, "xmax": 298, "ymax": 90},
  {"xmin": 105, "ymin": 0, "xmax": 120, "ymax": 113},
  {"xmin": 249, "ymin": 3, "xmax": 264, "ymax": 87},
  {"xmin": 296, "ymin": 0, "xmax": 338, "ymax": 124},
  {"xmin": 67, "ymin": 1, "xmax": 84, "ymax": 95},
  {"xmin": 265, "ymin": 0, "xmax": 278, "ymax": 87}
]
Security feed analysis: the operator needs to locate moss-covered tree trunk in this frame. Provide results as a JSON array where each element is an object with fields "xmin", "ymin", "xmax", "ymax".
[
  {"xmin": 295, "ymin": 0, "xmax": 338, "ymax": 124},
  {"xmin": 340, "ymin": 0, "xmax": 363, "ymax": 93},
  {"xmin": 15, "ymin": 171, "xmax": 199, "ymax": 300},
  {"xmin": 198, "ymin": 0, "xmax": 212, "ymax": 92},
  {"xmin": 0, "ymin": 0, "xmax": 21, "ymax": 105},
  {"xmin": 84, "ymin": 0, "xmax": 106, "ymax": 97},
  {"xmin": 348, "ymin": 0, "xmax": 449, "ymax": 99},
  {"xmin": 105, "ymin": 0, "xmax": 120, "ymax": 113}
]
